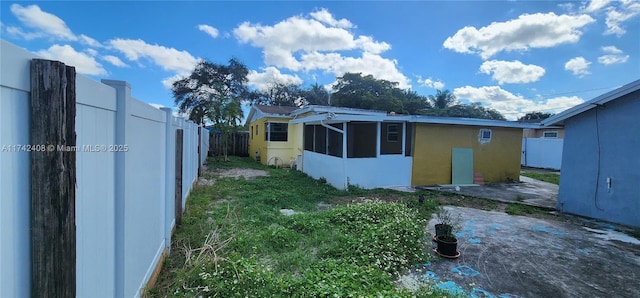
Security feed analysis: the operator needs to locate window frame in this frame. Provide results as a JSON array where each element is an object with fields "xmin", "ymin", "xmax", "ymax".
[
  {"xmin": 386, "ymin": 124, "xmax": 399, "ymax": 142},
  {"xmin": 542, "ymin": 131, "xmax": 558, "ymax": 138},
  {"xmin": 479, "ymin": 128, "xmax": 492, "ymax": 143}
]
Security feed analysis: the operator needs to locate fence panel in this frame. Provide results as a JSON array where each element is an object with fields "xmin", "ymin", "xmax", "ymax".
[
  {"xmin": 521, "ymin": 137, "xmax": 563, "ymax": 170},
  {"xmin": 211, "ymin": 131, "xmax": 249, "ymax": 157},
  {"xmin": 0, "ymin": 39, "xmax": 209, "ymax": 298}
]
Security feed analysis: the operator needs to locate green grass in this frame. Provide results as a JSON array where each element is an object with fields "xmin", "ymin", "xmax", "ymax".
[
  {"xmin": 505, "ymin": 203, "xmax": 548, "ymax": 216},
  {"xmin": 521, "ymin": 171, "xmax": 560, "ymax": 185},
  {"xmin": 149, "ymin": 157, "xmax": 450, "ymax": 297}
]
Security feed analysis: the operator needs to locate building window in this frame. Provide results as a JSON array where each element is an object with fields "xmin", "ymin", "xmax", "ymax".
[
  {"xmin": 543, "ymin": 131, "xmax": 558, "ymax": 138},
  {"xmin": 479, "ymin": 129, "xmax": 492, "ymax": 143},
  {"xmin": 266, "ymin": 122, "xmax": 288, "ymax": 142},
  {"xmin": 256, "ymin": 125, "xmax": 258, "ymax": 136},
  {"xmin": 251, "ymin": 126, "xmax": 253, "ymax": 140},
  {"xmin": 387, "ymin": 124, "xmax": 399, "ymax": 142}
]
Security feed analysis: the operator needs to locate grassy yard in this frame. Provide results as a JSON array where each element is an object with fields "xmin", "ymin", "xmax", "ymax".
[
  {"xmin": 147, "ymin": 157, "xmax": 455, "ymax": 297},
  {"xmin": 521, "ymin": 171, "xmax": 560, "ymax": 185}
]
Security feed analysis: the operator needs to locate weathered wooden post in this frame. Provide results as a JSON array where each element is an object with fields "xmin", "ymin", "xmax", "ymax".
[{"xmin": 30, "ymin": 59, "xmax": 76, "ymax": 297}]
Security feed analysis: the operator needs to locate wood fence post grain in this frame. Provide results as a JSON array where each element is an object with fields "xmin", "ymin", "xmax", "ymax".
[{"xmin": 30, "ymin": 59, "xmax": 76, "ymax": 297}]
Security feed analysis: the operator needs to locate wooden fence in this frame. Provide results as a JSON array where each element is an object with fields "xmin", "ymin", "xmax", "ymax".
[{"xmin": 210, "ymin": 131, "xmax": 249, "ymax": 157}]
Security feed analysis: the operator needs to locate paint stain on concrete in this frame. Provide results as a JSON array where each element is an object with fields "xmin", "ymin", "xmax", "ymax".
[
  {"xmin": 434, "ymin": 281, "xmax": 466, "ymax": 296},
  {"xmin": 422, "ymin": 271, "xmax": 440, "ymax": 281},
  {"xmin": 488, "ymin": 229, "xmax": 498, "ymax": 235},
  {"xmin": 469, "ymin": 238, "xmax": 482, "ymax": 244},
  {"xmin": 471, "ymin": 287, "xmax": 495, "ymax": 298},
  {"xmin": 452, "ymin": 265, "xmax": 480, "ymax": 277},
  {"xmin": 532, "ymin": 225, "xmax": 566, "ymax": 236}
]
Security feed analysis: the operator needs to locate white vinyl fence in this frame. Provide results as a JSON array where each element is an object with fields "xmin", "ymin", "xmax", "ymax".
[
  {"xmin": 521, "ymin": 137, "xmax": 563, "ymax": 170},
  {"xmin": 0, "ymin": 40, "xmax": 209, "ymax": 297}
]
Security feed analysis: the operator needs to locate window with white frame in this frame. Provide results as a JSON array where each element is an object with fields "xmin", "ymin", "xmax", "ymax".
[
  {"xmin": 479, "ymin": 128, "xmax": 492, "ymax": 143},
  {"xmin": 543, "ymin": 131, "xmax": 558, "ymax": 138},
  {"xmin": 265, "ymin": 122, "xmax": 288, "ymax": 142}
]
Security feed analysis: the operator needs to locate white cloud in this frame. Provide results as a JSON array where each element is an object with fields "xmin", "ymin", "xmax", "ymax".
[
  {"xmin": 598, "ymin": 45, "xmax": 629, "ymax": 65},
  {"xmin": 583, "ymin": 0, "xmax": 612, "ymax": 12},
  {"xmin": 233, "ymin": 9, "xmax": 406, "ymax": 87},
  {"xmin": 247, "ymin": 66, "xmax": 304, "ymax": 91},
  {"xmin": 479, "ymin": 60, "xmax": 545, "ymax": 84},
  {"xmin": 598, "ymin": 54, "xmax": 629, "ymax": 65},
  {"xmin": 443, "ymin": 12, "xmax": 595, "ymax": 59},
  {"xmin": 103, "ymin": 55, "xmax": 128, "ymax": 67},
  {"xmin": 604, "ymin": 0, "xmax": 640, "ymax": 36},
  {"xmin": 36, "ymin": 44, "xmax": 107, "ymax": 76},
  {"xmin": 300, "ymin": 51, "xmax": 410, "ymax": 88},
  {"xmin": 108, "ymin": 38, "xmax": 199, "ymax": 73},
  {"xmin": 161, "ymin": 73, "xmax": 186, "ymax": 89},
  {"xmin": 453, "ymin": 85, "xmax": 584, "ymax": 120},
  {"xmin": 417, "ymin": 76, "xmax": 445, "ymax": 89},
  {"xmin": 310, "ymin": 8, "xmax": 354, "ymax": 28},
  {"xmin": 8, "ymin": 4, "xmax": 103, "ymax": 48},
  {"xmin": 197, "ymin": 24, "xmax": 219, "ymax": 38},
  {"xmin": 564, "ymin": 57, "xmax": 591, "ymax": 76},
  {"xmin": 79, "ymin": 34, "xmax": 102, "ymax": 47},
  {"xmin": 10, "ymin": 4, "xmax": 76, "ymax": 40},
  {"xmin": 601, "ymin": 45, "xmax": 623, "ymax": 53}
]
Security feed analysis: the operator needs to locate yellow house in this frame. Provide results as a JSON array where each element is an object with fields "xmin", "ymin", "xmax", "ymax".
[
  {"xmin": 248, "ymin": 104, "xmax": 535, "ymax": 189},
  {"xmin": 247, "ymin": 105, "xmax": 302, "ymax": 167}
]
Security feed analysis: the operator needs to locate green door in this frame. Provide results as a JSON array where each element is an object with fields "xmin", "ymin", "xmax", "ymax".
[{"xmin": 452, "ymin": 148, "xmax": 473, "ymax": 185}]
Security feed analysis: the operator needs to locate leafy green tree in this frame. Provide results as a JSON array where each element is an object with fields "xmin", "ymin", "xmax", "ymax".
[
  {"xmin": 302, "ymin": 82, "xmax": 330, "ymax": 105},
  {"xmin": 172, "ymin": 58, "xmax": 249, "ymax": 160},
  {"xmin": 518, "ymin": 111, "xmax": 554, "ymax": 121},
  {"xmin": 400, "ymin": 89, "xmax": 431, "ymax": 115},
  {"xmin": 331, "ymin": 73, "xmax": 404, "ymax": 113},
  {"xmin": 428, "ymin": 89, "xmax": 456, "ymax": 110}
]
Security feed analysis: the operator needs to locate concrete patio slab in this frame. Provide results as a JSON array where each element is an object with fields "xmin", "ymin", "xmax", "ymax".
[
  {"xmin": 420, "ymin": 176, "xmax": 558, "ymax": 209},
  {"xmin": 405, "ymin": 206, "xmax": 639, "ymax": 298}
]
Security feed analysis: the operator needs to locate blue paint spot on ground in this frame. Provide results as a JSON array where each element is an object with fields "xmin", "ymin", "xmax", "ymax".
[
  {"xmin": 423, "ymin": 262, "xmax": 432, "ymax": 267},
  {"xmin": 469, "ymin": 238, "xmax": 482, "ymax": 244},
  {"xmin": 422, "ymin": 271, "xmax": 440, "ymax": 281},
  {"xmin": 471, "ymin": 287, "xmax": 495, "ymax": 298},
  {"xmin": 452, "ymin": 265, "xmax": 480, "ymax": 277},
  {"xmin": 488, "ymin": 229, "xmax": 497, "ymax": 235},
  {"xmin": 553, "ymin": 244, "xmax": 563, "ymax": 250},
  {"xmin": 498, "ymin": 294, "xmax": 519, "ymax": 298},
  {"xmin": 455, "ymin": 231, "xmax": 466, "ymax": 237},
  {"xmin": 434, "ymin": 281, "xmax": 466, "ymax": 296},
  {"xmin": 532, "ymin": 225, "xmax": 565, "ymax": 236},
  {"xmin": 490, "ymin": 223, "xmax": 502, "ymax": 228}
]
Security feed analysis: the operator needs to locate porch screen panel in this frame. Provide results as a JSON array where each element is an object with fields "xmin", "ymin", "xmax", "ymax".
[
  {"xmin": 327, "ymin": 123, "xmax": 343, "ymax": 157},
  {"xmin": 405, "ymin": 123, "xmax": 413, "ymax": 157},
  {"xmin": 314, "ymin": 125, "xmax": 327, "ymax": 154},
  {"xmin": 347, "ymin": 122, "xmax": 376, "ymax": 158},
  {"xmin": 304, "ymin": 125, "xmax": 314, "ymax": 151}
]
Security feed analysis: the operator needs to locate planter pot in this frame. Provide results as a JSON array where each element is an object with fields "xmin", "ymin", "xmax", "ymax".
[
  {"xmin": 434, "ymin": 224, "xmax": 453, "ymax": 241},
  {"xmin": 435, "ymin": 235, "xmax": 459, "ymax": 258}
]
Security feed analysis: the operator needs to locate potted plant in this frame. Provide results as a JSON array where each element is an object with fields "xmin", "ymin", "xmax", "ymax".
[
  {"xmin": 433, "ymin": 206, "xmax": 461, "ymax": 258},
  {"xmin": 433, "ymin": 206, "xmax": 455, "ymax": 240}
]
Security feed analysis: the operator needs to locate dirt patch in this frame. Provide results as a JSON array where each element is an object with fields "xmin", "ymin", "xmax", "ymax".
[{"xmin": 211, "ymin": 168, "xmax": 269, "ymax": 180}]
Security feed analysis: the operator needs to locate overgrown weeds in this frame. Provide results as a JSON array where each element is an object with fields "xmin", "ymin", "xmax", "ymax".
[{"xmin": 148, "ymin": 157, "xmax": 451, "ymax": 297}]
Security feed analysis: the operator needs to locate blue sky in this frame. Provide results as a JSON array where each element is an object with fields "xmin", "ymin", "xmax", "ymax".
[{"xmin": 1, "ymin": 1, "xmax": 638, "ymax": 121}]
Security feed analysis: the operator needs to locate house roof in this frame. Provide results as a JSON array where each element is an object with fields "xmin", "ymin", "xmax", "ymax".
[
  {"xmin": 289, "ymin": 105, "xmax": 538, "ymax": 129},
  {"xmin": 542, "ymin": 79, "xmax": 640, "ymax": 126},
  {"xmin": 254, "ymin": 104, "xmax": 298, "ymax": 115},
  {"xmin": 247, "ymin": 104, "xmax": 299, "ymax": 124}
]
